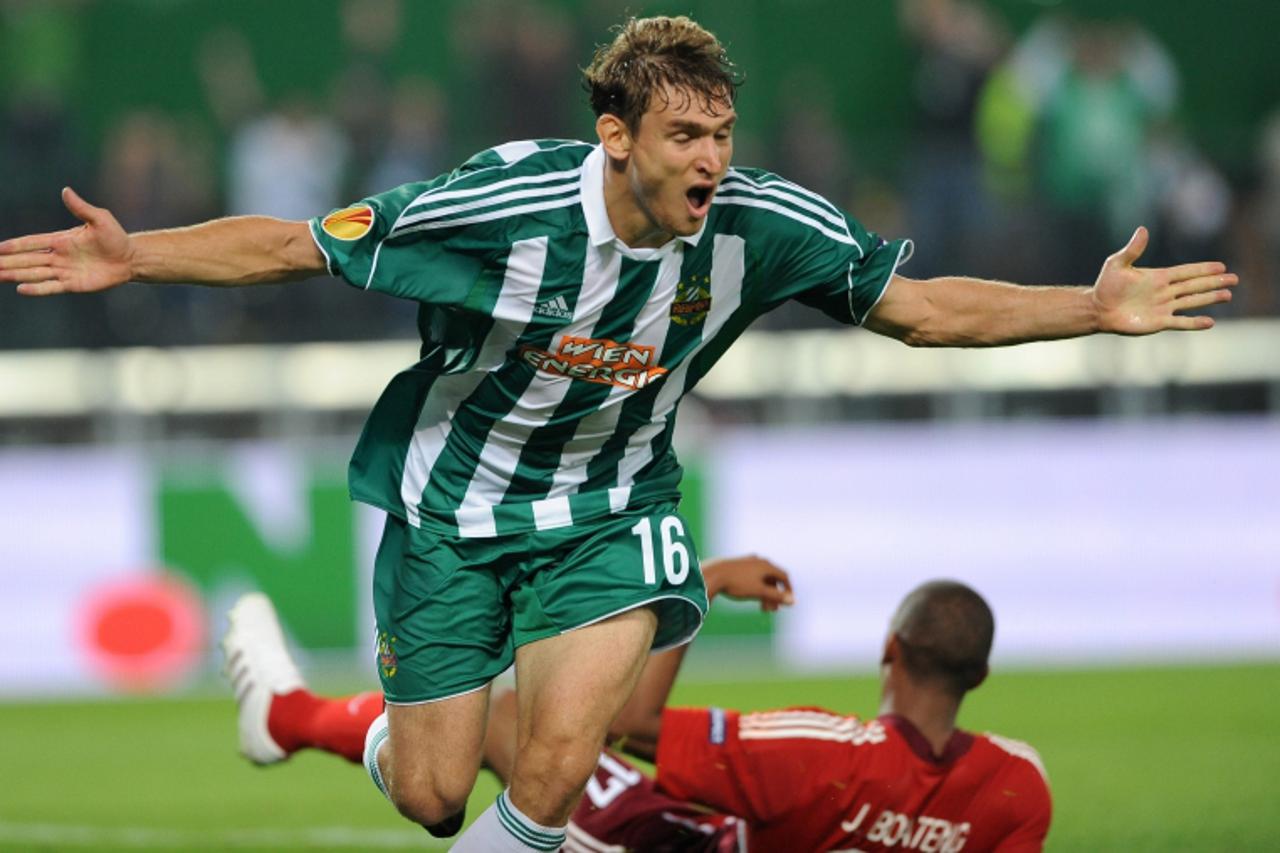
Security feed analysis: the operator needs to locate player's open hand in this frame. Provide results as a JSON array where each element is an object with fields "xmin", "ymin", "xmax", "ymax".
[
  {"xmin": 0, "ymin": 188, "xmax": 133, "ymax": 296},
  {"xmin": 702, "ymin": 555, "xmax": 794, "ymax": 612},
  {"xmin": 1091, "ymin": 226, "xmax": 1237, "ymax": 335}
]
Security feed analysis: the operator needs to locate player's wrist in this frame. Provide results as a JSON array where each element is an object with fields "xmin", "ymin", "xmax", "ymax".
[
  {"xmin": 700, "ymin": 561, "xmax": 725, "ymax": 600},
  {"xmin": 122, "ymin": 234, "xmax": 140, "ymax": 284}
]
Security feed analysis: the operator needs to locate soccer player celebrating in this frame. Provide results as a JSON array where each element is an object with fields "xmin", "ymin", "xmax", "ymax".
[
  {"xmin": 2, "ymin": 14, "xmax": 1223, "ymax": 851},
  {"xmin": 225, "ymin": 558, "xmax": 1049, "ymax": 851}
]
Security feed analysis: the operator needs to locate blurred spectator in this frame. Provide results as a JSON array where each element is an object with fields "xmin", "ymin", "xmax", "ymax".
[
  {"xmin": 197, "ymin": 28, "xmax": 266, "ymax": 136},
  {"xmin": 2, "ymin": 1, "xmax": 1276, "ymax": 354},
  {"xmin": 341, "ymin": 0, "xmax": 403, "ymax": 58},
  {"xmin": 89, "ymin": 111, "xmax": 221, "ymax": 347},
  {"xmin": 226, "ymin": 96, "xmax": 350, "ymax": 221},
  {"xmin": 332, "ymin": 62, "xmax": 394, "ymax": 197},
  {"xmin": 450, "ymin": 0, "xmax": 581, "ymax": 153},
  {"xmin": 194, "ymin": 26, "xmax": 385, "ymax": 345},
  {"xmin": 0, "ymin": 93, "xmax": 87, "ymax": 236},
  {"xmin": 98, "ymin": 112, "xmax": 217, "ymax": 232},
  {"xmin": 1147, "ymin": 123, "xmax": 1232, "ymax": 268},
  {"xmin": 898, "ymin": 0, "xmax": 1009, "ymax": 278},
  {"xmin": 1010, "ymin": 16, "xmax": 1179, "ymax": 281},
  {"xmin": 761, "ymin": 69, "xmax": 859, "ymax": 330},
  {"xmin": 198, "ymin": 27, "xmax": 351, "ymax": 221},
  {"xmin": 1246, "ymin": 109, "xmax": 1280, "ymax": 315},
  {"xmin": 362, "ymin": 75, "xmax": 449, "ymax": 196},
  {"xmin": 770, "ymin": 68, "xmax": 855, "ymax": 205},
  {"xmin": 0, "ymin": 0, "xmax": 87, "ymax": 233},
  {"xmin": 0, "ymin": 1, "xmax": 88, "ymax": 349},
  {"xmin": 333, "ymin": 0, "xmax": 403, "ymax": 196}
]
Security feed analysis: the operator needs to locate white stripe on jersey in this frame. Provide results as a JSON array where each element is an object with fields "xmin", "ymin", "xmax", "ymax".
[
  {"xmin": 455, "ymin": 503, "xmax": 498, "ymax": 538},
  {"xmin": 613, "ymin": 234, "xmax": 746, "ymax": 486},
  {"xmin": 401, "ymin": 166, "xmax": 584, "ymax": 216},
  {"xmin": 712, "ymin": 193, "xmax": 861, "ymax": 252},
  {"xmin": 394, "ymin": 175, "xmax": 581, "ymax": 232},
  {"xmin": 740, "ymin": 728, "xmax": 869, "ymax": 744},
  {"xmin": 723, "ymin": 168, "xmax": 850, "ymax": 227},
  {"xmin": 531, "ymin": 495, "xmax": 573, "ymax": 529},
  {"xmin": 608, "ymin": 485, "xmax": 631, "ymax": 512},
  {"xmin": 742, "ymin": 715, "xmax": 860, "ymax": 733},
  {"xmin": 398, "ymin": 374, "xmax": 483, "ymax": 530},
  {"xmin": 740, "ymin": 712, "xmax": 887, "ymax": 745},
  {"xmin": 400, "ymin": 236, "xmax": 549, "ymax": 528},
  {"xmin": 742, "ymin": 709, "xmax": 853, "ymax": 726},
  {"xmin": 393, "ymin": 141, "xmax": 589, "ymax": 223},
  {"xmin": 742, "ymin": 716, "xmax": 863, "ymax": 738},
  {"xmin": 394, "ymin": 194, "xmax": 583, "ymax": 238},
  {"xmin": 548, "ymin": 246, "xmax": 684, "ymax": 498},
  {"xmin": 986, "ymin": 733, "xmax": 1050, "ymax": 783},
  {"xmin": 719, "ymin": 174, "xmax": 851, "ymax": 235},
  {"xmin": 454, "ymin": 240, "xmax": 624, "ymax": 529},
  {"xmin": 492, "ymin": 139, "xmax": 542, "ymax": 164},
  {"xmin": 547, "ymin": 405, "xmax": 624, "ymax": 489}
]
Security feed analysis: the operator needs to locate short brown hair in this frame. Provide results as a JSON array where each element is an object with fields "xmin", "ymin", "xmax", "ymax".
[
  {"xmin": 889, "ymin": 580, "xmax": 995, "ymax": 697},
  {"xmin": 584, "ymin": 15, "xmax": 741, "ymax": 131}
]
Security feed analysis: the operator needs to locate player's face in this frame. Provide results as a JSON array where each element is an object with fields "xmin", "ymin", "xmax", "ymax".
[{"xmin": 626, "ymin": 86, "xmax": 735, "ymax": 242}]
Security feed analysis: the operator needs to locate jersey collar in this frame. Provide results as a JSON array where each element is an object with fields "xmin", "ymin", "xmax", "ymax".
[
  {"xmin": 879, "ymin": 714, "xmax": 975, "ymax": 766},
  {"xmin": 580, "ymin": 144, "xmax": 707, "ymax": 250}
]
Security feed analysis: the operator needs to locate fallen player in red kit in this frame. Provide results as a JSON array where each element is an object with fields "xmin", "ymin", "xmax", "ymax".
[{"xmin": 223, "ymin": 556, "xmax": 1050, "ymax": 851}]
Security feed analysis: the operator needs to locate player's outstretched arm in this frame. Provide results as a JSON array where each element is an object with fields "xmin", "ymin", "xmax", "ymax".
[
  {"xmin": 864, "ymin": 226, "xmax": 1237, "ymax": 347},
  {"xmin": 0, "ymin": 187, "xmax": 327, "ymax": 296},
  {"xmin": 609, "ymin": 555, "xmax": 793, "ymax": 761}
]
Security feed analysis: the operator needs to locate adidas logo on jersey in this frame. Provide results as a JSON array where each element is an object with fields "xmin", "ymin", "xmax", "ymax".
[{"xmin": 533, "ymin": 294, "xmax": 573, "ymax": 320}]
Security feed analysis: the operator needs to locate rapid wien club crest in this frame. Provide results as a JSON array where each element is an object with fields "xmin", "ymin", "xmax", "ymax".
[
  {"xmin": 377, "ymin": 631, "xmax": 398, "ymax": 678},
  {"xmin": 670, "ymin": 274, "xmax": 712, "ymax": 326},
  {"xmin": 322, "ymin": 204, "xmax": 375, "ymax": 240}
]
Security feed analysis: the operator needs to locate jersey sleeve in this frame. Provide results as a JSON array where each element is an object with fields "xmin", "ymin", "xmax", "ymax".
[
  {"xmin": 723, "ymin": 168, "xmax": 912, "ymax": 325},
  {"xmin": 309, "ymin": 173, "xmax": 498, "ymax": 308},
  {"xmin": 993, "ymin": 762, "xmax": 1053, "ymax": 851},
  {"xmin": 655, "ymin": 706, "xmax": 846, "ymax": 823},
  {"xmin": 776, "ymin": 211, "xmax": 914, "ymax": 325}
]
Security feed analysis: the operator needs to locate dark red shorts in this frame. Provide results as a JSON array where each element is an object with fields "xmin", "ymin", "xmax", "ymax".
[{"xmin": 565, "ymin": 751, "xmax": 746, "ymax": 852}]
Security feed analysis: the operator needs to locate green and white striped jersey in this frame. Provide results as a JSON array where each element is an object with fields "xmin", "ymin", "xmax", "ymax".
[{"xmin": 310, "ymin": 139, "xmax": 912, "ymax": 537}]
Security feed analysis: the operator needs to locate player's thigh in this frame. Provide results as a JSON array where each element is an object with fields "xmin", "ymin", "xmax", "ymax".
[
  {"xmin": 511, "ymin": 504, "xmax": 709, "ymax": 654},
  {"xmin": 372, "ymin": 514, "xmax": 515, "ymax": 703},
  {"xmin": 385, "ymin": 684, "xmax": 491, "ymax": 798},
  {"xmin": 513, "ymin": 605, "xmax": 658, "ymax": 751}
]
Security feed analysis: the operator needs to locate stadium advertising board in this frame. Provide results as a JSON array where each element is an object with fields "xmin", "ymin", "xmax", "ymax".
[
  {"xmin": 709, "ymin": 420, "xmax": 1280, "ymax": 669},
  {"xmin": 0, "ymin": 420, "xmax": 1276, "ymax": 697}
]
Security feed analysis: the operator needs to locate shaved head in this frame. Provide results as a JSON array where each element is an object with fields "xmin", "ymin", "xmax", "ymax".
[{"xmin": 889, "ymin": 580, "xmax": 994, "ymax": 697}]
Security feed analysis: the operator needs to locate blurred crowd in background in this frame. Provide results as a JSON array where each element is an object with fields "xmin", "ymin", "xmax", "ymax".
[{"xmin": 3, "ymin": 0, "xmax": 1279, "ymax": 350}]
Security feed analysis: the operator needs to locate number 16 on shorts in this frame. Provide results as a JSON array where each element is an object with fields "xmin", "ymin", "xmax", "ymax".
[{"xmin": 630, "ymin": 515, "xmax": 692, "ymax": 586}]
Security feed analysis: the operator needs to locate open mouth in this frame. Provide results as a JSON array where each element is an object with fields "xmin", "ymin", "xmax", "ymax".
[{"xmin": 685, "ymin": 184, "xmax": 715, "ymax": 218}]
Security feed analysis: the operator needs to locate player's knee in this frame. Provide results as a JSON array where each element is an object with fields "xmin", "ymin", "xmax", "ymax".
[
  {"xmin": 385, "ymin": 761, "xmax": 470, "ymax": 828},
  {"xmin": 513, "ymin": 734, "xmax": 600, "ymax": 810},
  {"xmin": 388, "ymin": 783, "xmax": 467, "ymax": 830}
]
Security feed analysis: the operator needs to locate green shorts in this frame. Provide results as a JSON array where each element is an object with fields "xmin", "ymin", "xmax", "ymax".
[{"xmin": 371, "ymin": 503, "xmax": 708, "ymax": 704}]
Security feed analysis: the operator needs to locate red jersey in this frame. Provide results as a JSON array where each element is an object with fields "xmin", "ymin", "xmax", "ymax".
[
  {"xmin": 655, "ymin": 706, "xmax": 1051, "ymax": 853},
  {"xmin": 566, "ymin": 751, "xmax": 746, "ymax": 852}
]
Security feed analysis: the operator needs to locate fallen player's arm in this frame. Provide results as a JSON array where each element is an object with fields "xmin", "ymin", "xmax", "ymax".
[
  {"xmin": 865, "ymin": 226, "xmax": 1236, "ymax": 346},
  {"xmin": 608, "ymin": 555, "xmax": 793, "ymax": 761},
  {"xmin": 0, "ymin": 188, "xmax": 326, "ymax": 296}
]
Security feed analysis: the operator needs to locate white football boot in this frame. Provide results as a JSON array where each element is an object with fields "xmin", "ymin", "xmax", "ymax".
[{"xmin": 221, "ymin": 592, "xmax": 306, "ymax": 765}]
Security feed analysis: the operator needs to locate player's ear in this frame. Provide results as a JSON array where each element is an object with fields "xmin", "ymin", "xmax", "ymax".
[
  {"xmin": 597, "ymin": 113, "xmax": 632, "ymax": 161},
  {"xmin": 881, "ymin": 634, "xmax": 900, "ymax": 667}
]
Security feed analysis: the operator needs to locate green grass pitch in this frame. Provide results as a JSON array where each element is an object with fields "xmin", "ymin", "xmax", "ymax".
[{"xmin": 0, "ymin": 662, "xmax": 1275, "ymax": 851}]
